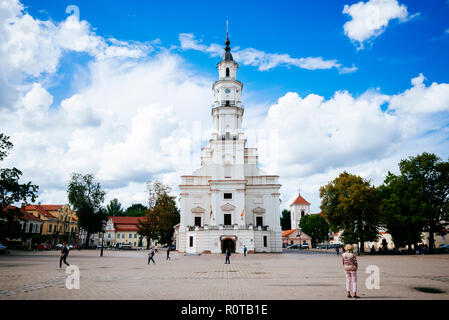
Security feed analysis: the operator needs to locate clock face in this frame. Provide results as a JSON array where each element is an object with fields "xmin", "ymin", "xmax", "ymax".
[{"xmin": 225, "ymin": 88, "xmax": 231, "ymax": 94}]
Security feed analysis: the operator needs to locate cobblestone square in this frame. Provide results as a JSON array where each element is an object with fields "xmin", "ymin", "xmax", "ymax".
[{"xmin": 1, "ymin": 249, "xmax": 449, "ymax": 300}]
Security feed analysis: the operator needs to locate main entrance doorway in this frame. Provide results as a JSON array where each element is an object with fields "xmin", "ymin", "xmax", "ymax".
[{"xmin": 221, "ymin": 238, "xmax": 236, "ymax": 253}]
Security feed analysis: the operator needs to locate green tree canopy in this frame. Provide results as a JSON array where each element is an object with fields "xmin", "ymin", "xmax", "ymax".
[
  {"xmin": 137, "ymin": 180, "xmax": 179, "ymax": 247},
  {"xmin": 125, "ymin": 203, "xmax": 147, "ymax": 217},
  {"xmin": 378, "ymin": 172, "xmax": 426, "ymax": 250},
  {"xmin": 299, "ymin": 214, "xmax": 329, "ymax": 247},
  {"xmin": 106, "ymin": 198, "xmax": 124, "ymax": 217},
  {"xmin": 280, "ymin": 209, "xmax": 291, "ymax": 230},
  {"xmin": 392, "ymin": 152, "xmax": 449, "ymax": 252},
  {"xmin": 67, "ymin": 173, "xmax": 107, "ymax": 245},
  {"xmin": 0, "ymin": 134, "xmax": 39, "ymax": 242},
  {"xmin": 320, "ymin": 172, "xmax": 381, "ymax": 252}
]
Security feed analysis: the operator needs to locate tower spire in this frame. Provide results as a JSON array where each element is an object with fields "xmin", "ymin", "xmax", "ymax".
[{"xmin": 225, "ymin": 20, "xmax": 231, "ymax": 52}]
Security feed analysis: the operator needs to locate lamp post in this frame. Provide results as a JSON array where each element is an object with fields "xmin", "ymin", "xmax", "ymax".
[{"xmin": 100, "ymin": 220, "xmax": 106, "ymax": 257}]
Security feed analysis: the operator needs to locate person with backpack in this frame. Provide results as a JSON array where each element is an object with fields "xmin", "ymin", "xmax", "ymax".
[
  {"xmin": 59, "ymin": 242, "xmax": 70, "ymax": 269},
  {"xmin": 166, "ymin": 246, "xmax": 171, "ymax": 261},
  {"xmin": 148, "ymin": 247, "xmax": 155, "ymax": 265},
  {"xmin": 225, "ymin": 247, "xmax": 231, "ymax": 264}
]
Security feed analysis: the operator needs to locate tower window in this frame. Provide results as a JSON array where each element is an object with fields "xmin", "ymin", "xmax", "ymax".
[
  {"xmin": 301, "ymin": 210, "xmax": 305, "ymax": 218},
  {"xmin": 224, "ymin": 193, "xmax": 232, "ymax": 199},
  {"xmin": 226, "ymin": 67, "xmax": 230, "ymax": 77}
]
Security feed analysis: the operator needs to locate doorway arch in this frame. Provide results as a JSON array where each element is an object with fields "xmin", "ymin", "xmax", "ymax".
[{"xmin": 221, "ymin": 236, "xmax": 237, "ymax": 253}]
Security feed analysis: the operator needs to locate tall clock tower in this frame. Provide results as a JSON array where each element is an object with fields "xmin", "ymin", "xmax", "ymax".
[
  {"xmin": 177, "ymin": 28, "xmax": 282, "ymax": 254},
  {"xmin": 211, "ymin": 32, "xmax": 244, "ymax": 140}
]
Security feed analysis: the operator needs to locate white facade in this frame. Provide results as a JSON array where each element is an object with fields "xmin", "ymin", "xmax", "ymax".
[
  {"xmin": 289, "ymin": 194, "xmax": 311, "ymax": 230},
  {"xmin": 176, "ymin": 33, "xmax": 282, "ymax": 254}
]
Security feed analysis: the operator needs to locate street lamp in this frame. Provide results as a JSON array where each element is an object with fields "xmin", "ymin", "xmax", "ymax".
[{"xmin": 100, "ymin": 220, "xmax": 106, "ymax": 257}]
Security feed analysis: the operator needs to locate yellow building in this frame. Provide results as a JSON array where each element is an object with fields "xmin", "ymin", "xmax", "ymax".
[
  {"xmin": 105, "ymin": 216, "xmax": 151, "ymax": 248},
  {"xmin": 24, "ymin": 204, "xmax": 79, "ymax": 243}
]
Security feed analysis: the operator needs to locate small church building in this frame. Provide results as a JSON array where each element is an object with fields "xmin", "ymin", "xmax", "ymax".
[{"xmin": 282, "ymin": 193, "xmax": 313, "ymax": 247}]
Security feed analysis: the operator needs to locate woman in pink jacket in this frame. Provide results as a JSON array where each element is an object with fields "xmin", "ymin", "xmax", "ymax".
[{"xmin": 342, "ymin": 244, "xmax": 359, "ymax": 298}]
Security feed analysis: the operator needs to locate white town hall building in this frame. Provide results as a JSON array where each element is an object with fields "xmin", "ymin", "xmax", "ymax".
[{"xmin": 175, "ymin": 32, "xmax": 282, "ymax": 254}]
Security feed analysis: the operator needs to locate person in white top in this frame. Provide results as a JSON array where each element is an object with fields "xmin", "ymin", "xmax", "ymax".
[
  {"xmin": 342, "ymin": 244, "xmax": 359, "ymax": 298},
  {"xmin": 148, "ymin": 247, "xmax": 155, "ymax": 265}
]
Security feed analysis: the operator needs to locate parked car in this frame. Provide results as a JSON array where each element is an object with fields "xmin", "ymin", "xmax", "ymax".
[
  {"xmin": 301, "ymin": 242, "xmax": 310, "ymax": 249},
  {"xmin": 73, "ymin": 244, "xmax": 80, "ymax": 250},
  {"xmin": 37, "ymin": 243, "xmax": 51, "ymax": 250},
  {"xmin": 287, "ymin": 244, "xmax": 300, "ymax": 249},
  {"xmin": 0, "ymin": 243, "xmax": 7, "ymax": 254},
  {"xmin": 118, "ymin": 244, "xmax": 132, "ymax": 250},
  {"xmin": 55, "ymin": 243, "xmax": 63, "ymax": 249},
  {"xmin": 438, "ymin": 244, "xmax": 449, "ymax": 253},
  {"xmin": 68, "ymin": 244, "xmax": 74, "ymax": 250}
]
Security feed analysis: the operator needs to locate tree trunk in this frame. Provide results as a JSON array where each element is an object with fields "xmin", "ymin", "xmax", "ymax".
[
  {"xmin": 360, "ymin": 238, "xmax": 365, "ymax": 253},
  {"xmin": 86, "ymin": 231, "xmax": 91, "ymax": 247},
  {"xmin": 428, "ymin": 231, "xmax": 435, "ymax": 253}
]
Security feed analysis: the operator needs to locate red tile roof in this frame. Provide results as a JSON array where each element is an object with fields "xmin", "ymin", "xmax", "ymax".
[
  {"xmin": 282, "ymin": 229, "xmax": 296, "ymax": 237},
  {"xmin": 311, "ymin": 212, "xmax": 325, "ymax": 217},
  {"xmin": 25, "ymin": 205, "xmax": 57, "ymax": 220},
  {"xmin": 290, "ymin": 194, "xmax": 310, "ymax": 206},
  {"xmin": 3, "ymin": 205, "xmax": 43, "ymax": 222},
  {"xmin": 110, "ymin": 216, "xmax": 143, "ymax": 232},
  {"xmin": 39, "ymin": 205, "xmax": 63, "ymax": 211}
]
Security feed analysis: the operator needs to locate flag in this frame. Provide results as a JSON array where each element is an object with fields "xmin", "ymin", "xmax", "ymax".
[{"xmin": 241, "ymin": 208, "xmax": 244, "ymax": 219}]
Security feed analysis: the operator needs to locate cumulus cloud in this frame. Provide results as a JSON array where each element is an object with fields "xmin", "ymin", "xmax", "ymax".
[
  {"xmin": 179, "ymin": 33, "xmax": 356, "ymax": 73},
  {"xmin": 1, "ymin": 0, "xmax": 449, "ymax": 214},
  {"xmin": 343, "ymin": 0, "xmax": 416, "ymax": 49},
  {"xmin": 256, "ymin": 74, "xmax": 449, "ymax": 211}
]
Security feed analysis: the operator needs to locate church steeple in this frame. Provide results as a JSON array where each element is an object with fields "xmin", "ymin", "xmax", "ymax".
[
  {"xmin": 223, "ymin": 21, "xmax": 233, "ymax": 62},
  {"xmin": 211, "ymin": 23, "xmax": 243, "ymax": 140}
]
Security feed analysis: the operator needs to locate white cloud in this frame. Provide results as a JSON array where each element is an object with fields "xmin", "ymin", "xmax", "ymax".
[
  {"xmin": 343, "ymin": 0, "xmax": 414, "ymax": 49},
  {"xmin": 179, "ymin": 33, "xmax": 356, "ymax": 73},
  {"xmin": 257, "ymin": 74, "xmax": 449, "ymax": 211},
  {"xmin": 1, "ymin": 0, "xmax": 449, "ymax": 215}
]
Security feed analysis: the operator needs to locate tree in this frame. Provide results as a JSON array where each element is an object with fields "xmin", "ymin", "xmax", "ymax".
[
  {"xmin": 137, "ymin": 209, "xmax": 159, "ymax": 249},
  {"xmin": 154, "ymin": 193, "xmax": 180, "ymax": 245},
  {"xmin": 146, "ymin": 180, "xmax": 170, "ymax": 209},
  {"xmin": 393, "ymin": 153, "xmax": 449, "ymax": 252},
  {"xmin": 320, "ymin": 172, "xmax": 381, "ymax": 253},
  {"xmin": 299, "ymin": 214, "xmax": 329, "ymax": 247},
  {"xmin": 137, "ymin": 180, "xmax": 179, "ymax": 247},
  {"xmin": 125, "ymin": 203, "xmax": 147, "ymax": 217},
  {"xmin": 378, "ymin": 172, "xmax": 426, "ymax": 251},
  {"xmin": 280, "ymin": 209, "xmax": 291, "ymax": 230},
  {"xmin": 106, "ymin": 198, "xmax": 124, "ymax": 217},
  {"xmin": 0, "ymin": 134, "xmax": 39, "ymax": 243},
  {"xmin": 67, "ymin": 173, "xmax": 107, "ymax": 246}
]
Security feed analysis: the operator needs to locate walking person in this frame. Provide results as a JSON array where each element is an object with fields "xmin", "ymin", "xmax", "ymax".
[
  {"xmin": 342, "ymin": 244, "xmax": 359, "ymax": 298},
  {"xmin": 59, "ymin": 242, "xmax": 70, "ymax": 269},
  {"xmin": 336, "ymin": 245, "xmax": 340, "ymax": 255},
  {"xmin": 166, "ymin": 246, "xmax": 171, "ymax": 261},
  {"xmin": 225, "ymin": 247, "xmax": 231, "ymax": 264},
  {"xmin": 243, "ymin": 245, "xmax": 247, "ymax": 257},
  {"xmin": 148, "ymin": 247, "xmax": 156, "ymax": 265}
]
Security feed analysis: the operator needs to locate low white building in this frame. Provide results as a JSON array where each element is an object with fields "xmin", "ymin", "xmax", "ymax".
[{"xmin": 175, "ymin": 32, "xmax": 282, "ymax": 254}]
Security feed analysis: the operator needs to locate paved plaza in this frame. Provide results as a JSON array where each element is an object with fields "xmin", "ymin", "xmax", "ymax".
[{"xmin": 1, "ymin": 249, "xmax": 449, "ymax": 300}]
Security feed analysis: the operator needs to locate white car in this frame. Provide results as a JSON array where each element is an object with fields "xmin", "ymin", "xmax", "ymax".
[
  {"xmin": 301, "ymin": 242, "xmax": 310, "ymax": 249},
  {"xmin": 55, "ymin": 243, "xmax": 63, "ymax": 249}
]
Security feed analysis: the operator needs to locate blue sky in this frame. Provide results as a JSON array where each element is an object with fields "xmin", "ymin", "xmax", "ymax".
[
  {"xmin": 2, "ymin": 0, "xmax": 449, "ymax": 211},
  {"xmin": 23, "ymin": 0, "xmax": 449, "ymax": 104}
]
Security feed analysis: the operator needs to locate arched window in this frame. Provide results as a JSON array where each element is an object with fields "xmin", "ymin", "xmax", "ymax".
[
  {"xmin": 301, "ymin": 210, "xmax": 305, "ymax": 218},
  {"xmin": 226, "ymin": 67, "xmax": 230, "ymax": 77}
]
